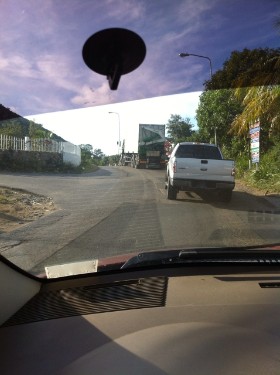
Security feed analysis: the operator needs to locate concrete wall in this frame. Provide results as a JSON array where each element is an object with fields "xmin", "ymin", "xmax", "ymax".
[
  {"xmin": 0, "ymin": 149, "xmax": 63, "ymax": 171},
  {"xmin": 62, "ymin": 142, "xmax": 81, "ymax": 167}
]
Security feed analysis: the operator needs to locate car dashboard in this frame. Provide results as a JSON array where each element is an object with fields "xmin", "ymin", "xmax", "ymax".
[{"xmin": 1, "ymin": 258, "xmax": 280, "ymax": 375}]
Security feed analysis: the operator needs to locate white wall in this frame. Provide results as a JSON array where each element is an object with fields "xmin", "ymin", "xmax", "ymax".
[{"xmin": 62, "ymin": 142, "xmax": 81, "ymax": 166}]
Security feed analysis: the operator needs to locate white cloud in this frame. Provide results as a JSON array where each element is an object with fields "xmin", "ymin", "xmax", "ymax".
[
  {"xmin": 0, "ymin": 56, "xmax": 9, "ymax": 70},
  {"xmin": 0, "ymin": 53, "xmax": 35, "ymax": 78},
  {"xmin": 105, "ymin": 0, "xmax": 146, "ymax": 21},
  {"xmin": 71, "ymin": 83, "xmax": 116, "ymax": 106}
]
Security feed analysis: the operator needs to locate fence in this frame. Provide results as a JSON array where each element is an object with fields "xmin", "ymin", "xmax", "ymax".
[
  {"xmin": 0, "ymin": 134, "xmax": 81, "ymax": 166},
  {"xmin": 0, "ymin": 135, "xmax": 62, "ymax": 153}
]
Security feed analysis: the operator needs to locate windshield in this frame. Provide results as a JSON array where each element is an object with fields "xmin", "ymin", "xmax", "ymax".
[
  {"xmin": 0, "ymin": 0, "xmax": 279, "ymax": 278},
  {"xmin": 174, "ymin": 144, "xmax": 223, "ymax": 159}
]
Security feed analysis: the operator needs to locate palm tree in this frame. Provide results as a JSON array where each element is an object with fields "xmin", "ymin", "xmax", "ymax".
[
  {"xmin": 231, "ymin": 85, "xmax": 280, "ymax": 136},
  {"xmin": 231, "ymin": 17, "xmax": 280, "ymax": 136}
]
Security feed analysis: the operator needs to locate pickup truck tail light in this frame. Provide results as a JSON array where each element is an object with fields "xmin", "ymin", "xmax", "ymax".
[
  {"xmin": 173, "ymin": 161, "xmax": 177, "ymax": 173},
  {"xmin": 231, "ymin": 167, "xmax": 236, "ymax": 176}
]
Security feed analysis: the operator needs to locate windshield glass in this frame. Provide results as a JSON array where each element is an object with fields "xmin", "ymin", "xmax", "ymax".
[
  {"xmin": 175, "ymin": 144, "xmax": 223, "ymax": 159},
  {"xmin": 0, "ymin": 0, "xmax": 279, "ymax": 278}
]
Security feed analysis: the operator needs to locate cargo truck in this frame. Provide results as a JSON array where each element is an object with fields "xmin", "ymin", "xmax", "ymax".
[{"xmin": 131, "ymin": 124, "xmax": 166, "ymax": 169}]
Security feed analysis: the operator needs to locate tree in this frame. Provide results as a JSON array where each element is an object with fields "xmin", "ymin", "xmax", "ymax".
[
  {"xmin": 80, "ymin": 144, "xmax": 94, "ymax": 166},
  {"xmin": 0, "ymin": 119, "xmax": 24, "ymax": 137},
  {"xmin": 108, "ymin": 155, "xmax": 119, "ymax": 166},
  {"xmin": 79, "ymin": 144, "xmax": 109, "ymax": 170},
  {"xmin": 92, "ymin": 148, "xmax": 104, "ymax": 160},
  {"xmin": 80, "ymin": 144, "xmax": 93, "ymax": 152},
  {"xmin": 196, "ymin": 89, "xmax": 243, "ymax": 147},
  {"xmin": 227, "ymin": 48, "xmax": 280, "ymax": 147},
  {"xmin": 231, "ymin": 86, "xmax": 280, "ymax": 137},
  {"xmin": 205, "ymin": 48, "xmax": 280, "ymax": 90},
  {"xmin": 166, "ymin": 114, "xmax": 194, "ymax": 144},
  {"xmin": 91, "ymin": 148, "xmax": 105, "ymax": 166},
  {"xmin": 29, "ymin": 120, "xmax": 51, "ymax": 139},
  {"xmin": 196, "ymin": 47, "xmax": 280, "ymax": 158}
]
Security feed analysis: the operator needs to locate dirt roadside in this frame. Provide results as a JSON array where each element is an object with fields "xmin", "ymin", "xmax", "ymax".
[
  {"xmin": 235, "ymin": 179, "xmax": 280, "ymax": 207},
  {"xmin": 0, "ymin": 187, "xmax": 56, "ymax": 233},
  {"xmin": 235, "ymin": 180, "xmax": 268, "ymax": 197}
]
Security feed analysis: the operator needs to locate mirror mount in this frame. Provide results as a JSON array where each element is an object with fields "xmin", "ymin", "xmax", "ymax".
[{"xmin": 82, "ymin": 28, "xmax": 146, "ymax": 90}]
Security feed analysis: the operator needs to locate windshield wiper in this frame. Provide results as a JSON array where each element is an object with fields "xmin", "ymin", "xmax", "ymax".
[{"xmin": 121, "ymin": 247, "xmax": 280, "ymax": 269}]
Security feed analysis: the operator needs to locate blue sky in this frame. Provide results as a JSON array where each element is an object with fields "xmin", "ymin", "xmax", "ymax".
[
  {"xmin": 1, "ymin": 0, "xmax": 279, "ymax": 115},
  {"xmin": 1, "ymin": 0, "xmax": 279, "ymax": 153}
]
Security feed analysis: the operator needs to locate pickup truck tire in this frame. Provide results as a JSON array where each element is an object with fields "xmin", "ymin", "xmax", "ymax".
[
  {"xmin": 167, "ymin": 178, "xmax": 177, "ymax": 200},
  {"xmin": 219, "ymin": 190, "xmax": 232, "ymax": 203}
]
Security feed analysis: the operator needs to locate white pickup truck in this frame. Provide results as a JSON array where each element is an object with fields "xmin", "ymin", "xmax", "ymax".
[{"xmin": 166, "ymin": 142, "xmax": 235, "ymax": 202}]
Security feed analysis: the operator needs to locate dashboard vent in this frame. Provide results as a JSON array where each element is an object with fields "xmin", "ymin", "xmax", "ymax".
[
  {"xmin": 3, "ymin": 276, "xmax": 168, "ymax": 327},
  {"xmin": 259, "ymin": 282, "xmax": 280, "ymax": 288}
]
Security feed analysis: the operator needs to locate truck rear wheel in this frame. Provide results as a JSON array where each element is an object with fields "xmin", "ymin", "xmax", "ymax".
[{"xmin": 167, "ymin": 178, "xmax": 177, "ymax": 200}]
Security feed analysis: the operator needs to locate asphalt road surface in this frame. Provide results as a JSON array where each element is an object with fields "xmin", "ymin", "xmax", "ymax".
[{"xmin": 0, "ymin": 167, "xmax": 279, "ymax": 276}]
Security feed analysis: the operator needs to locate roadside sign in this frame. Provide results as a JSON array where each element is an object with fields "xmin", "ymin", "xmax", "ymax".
[{"xmin": 249, "ymin": 122, "xmax": 260, "ymax": 163}]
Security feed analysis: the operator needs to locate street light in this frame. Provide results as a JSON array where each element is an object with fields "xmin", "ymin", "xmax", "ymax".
[
  {"xmin": 179, "ymin": 52, "xmax": 216, "ymax": 144},
  {"xmin": 108, "ymin": 111, "xmax": 121, "ymax": 154},
  {"xmin": 179, "ymin": 52, "xmax": 213, "ymax": 79}
]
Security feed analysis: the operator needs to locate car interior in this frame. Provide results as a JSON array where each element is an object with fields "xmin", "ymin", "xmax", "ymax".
[{"xmin": 1, "ymin": 254, "xmax": 280, "ymax": 374}]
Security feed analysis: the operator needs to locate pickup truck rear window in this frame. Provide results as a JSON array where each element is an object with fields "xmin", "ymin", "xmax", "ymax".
[{"xmin": 175, "ymin": 145, "xmax": 222, "ymax": 160}]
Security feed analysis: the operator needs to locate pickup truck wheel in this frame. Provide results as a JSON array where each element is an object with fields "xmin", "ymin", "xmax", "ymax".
[
  {"xmin": 167, "ymin": 178, "xmax": 177, "ymax": 200},
  {"xmin": 219, "ymin": 190, "xmax": 232, "ymax": 203}
]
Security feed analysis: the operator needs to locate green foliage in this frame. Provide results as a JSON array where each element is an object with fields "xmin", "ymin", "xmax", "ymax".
[
  {"xmin": 194, "ymin": 47, "xmax": 280, "ymax": 192},
  {"xmin": 196, "ymin": 89, "xmax": 243, "ymax": 147},
  {"xmin": 80, "ymin": 144, "xmax": 93, "ymax": 152},
  {"xmin": 108, "ymin": 155, "xmax": 119, "ymax": 165},
  {"xmin": 80, "ymin": 145, "xmax": 94, "ymax": 168},
  {"xmin": 80, "ymin": 145, "xmax": 106, "ymax": 168},
  {"xmin": 0, "ymin": 149, "xmax": 64, "ymax": 172},
  {"xmin": 92, "ymin": 148, "xmax": 105, "ymax": 165},
  {"xmin": 220, "ymin": 136, "xmax": 249, "ymax": 159},
  {"xmin": 184, "ymin": 131, "xmax": 205, "ymax": 143},
  {"xmin": 205, "ymin": 48, "xmax": 280, "ymax": 90},
  {"xmin": 235, "ymin": 155, "xmax": 251, "ymax": 178},
  {"xmin": 29, "ymin": 120, "xmax": 51, "ymax": 139},
  {"xmin": 243, "ymin": 140, "xmax": 280, "ymax": 192},
  {"xmin": 166, "ymin": 114, "xmax": 194, "ymax": 144},
  {"xmin": 0, "ymin": 119, "xmax": 25, "ymax": 137}
]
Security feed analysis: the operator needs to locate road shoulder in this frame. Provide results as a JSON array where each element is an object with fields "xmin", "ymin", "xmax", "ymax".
[{"xmin": 236, "ymin": 180, "xmax": 280, "ymax": 209}]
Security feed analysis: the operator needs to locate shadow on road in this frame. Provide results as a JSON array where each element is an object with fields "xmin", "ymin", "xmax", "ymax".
[
  {"xmin": 0, "ymin": 167, "xmax": 121, "ymax": 179},
  {"xmin": 176, "ymin": 190, "xmax": 280, "ymax": 214}
]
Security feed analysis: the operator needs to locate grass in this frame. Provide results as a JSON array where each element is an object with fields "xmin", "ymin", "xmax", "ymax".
[
  {"xmin": 234, "ymin": 141, "xmax": 280, "ymax": 194},
  {"xmin": 242, "ymin": 170, "xmax": 280, "ymax": 194}
]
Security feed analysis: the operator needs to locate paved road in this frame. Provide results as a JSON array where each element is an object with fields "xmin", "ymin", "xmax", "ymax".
[{"xmin": 0, "ymin": 167, "xmax": 279, "ymax": 275}]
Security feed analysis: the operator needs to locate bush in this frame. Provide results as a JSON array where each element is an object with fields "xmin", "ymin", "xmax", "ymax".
[
  {"xmin": 243, "ymin": 141, "xmax": 280, "ymax": 192},
  {"xmin": 235, "ymin": 155, "xmax": 250, "ymax": 178}
]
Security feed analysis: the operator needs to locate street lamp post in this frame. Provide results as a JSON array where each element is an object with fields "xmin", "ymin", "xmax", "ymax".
[
  {"xmin": 179, "ymin": 52, "xmax": 213, "ymax": 79},
  {"xmin": 179, "ymin": 52, "xmax": 216, "ymax": 144},
  {"xmin": 108, "ymin": 111, "xmax": 121, "ymax": 154}
]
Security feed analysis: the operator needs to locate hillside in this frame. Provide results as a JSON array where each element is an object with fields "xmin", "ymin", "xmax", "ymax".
[{"xmin": 0, "ymin": 104, "xmax": 65, "ymax": 142}]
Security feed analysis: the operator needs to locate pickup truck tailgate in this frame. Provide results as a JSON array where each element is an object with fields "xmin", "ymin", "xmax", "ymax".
[{"xmin": 175, "ymin": 158, "xmax": 234, "ymax": 182}]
